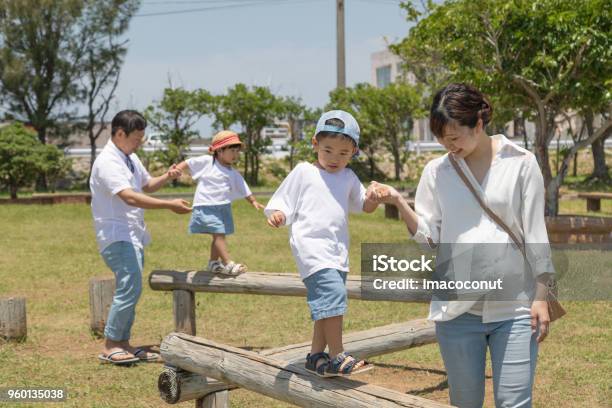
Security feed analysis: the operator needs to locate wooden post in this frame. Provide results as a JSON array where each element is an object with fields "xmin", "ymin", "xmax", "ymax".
[
  {"xmin": 172, "ymin": 289, "xmax": 228, "ymax": 408},
  {"xmin": 587, "ymin": 197, "xmax": 601, "ymax": 212},
  {"xmin": 161, "ymin": 333, "xmax": 451, "ymax": 408},
  {"xmin": 0, "ymin": 297, "xmax": 27, "ymax": 341},
  {"xmin": 385, "ymin": 203, "xmax": 400, "ymax": 219},
  {"xmin": 173, "ymin": 290, "xmax": 196, "ymax": 336},
  {"xmin": 89, "ymin": 277, "xmax": 115, "ymax": 336},
  {"xmin": 158, "ymin": 319, "xmax": 436, "ymax": 404}
]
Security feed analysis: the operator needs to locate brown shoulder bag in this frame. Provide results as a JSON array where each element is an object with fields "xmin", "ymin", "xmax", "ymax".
[{"xmin": 448, "ymin": 154, "xmax": 566, "ymax": 322}]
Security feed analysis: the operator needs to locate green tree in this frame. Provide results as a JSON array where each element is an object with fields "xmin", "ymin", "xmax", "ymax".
[
  {"xmin": 145, "ymin": 87, "xmax": 214, "ymax": 180},
  {"xmin": 0, "ymin": 123, "xmax": 67, "ymax": 198},
  {"xmin": 395, "ymin": 0, "xmax": 612, "ymax": 215},
  {"xmin": 328, "ymin": 85, "xmax": 382, "ymax": 179},
  {"xmin": 281, "ymin": 96, "xmax": 307, "ymax": 170},
  {"xmin": 372, "ymin": 82, "xmax": 423, "ymax": 180},
  {"xmin": 78, "ymin": 0, "xmax": 139, "ymax": 186},
  {"xmin": 0, "ymin": 0, "xmax": 140, "ymax": 143},
  {"xmin": 0, "ymin": 0, "xmax": 140, "ymax": 189},
  {"xmin": 213, "ymin": 84, "xmax": 283, "ymax": 185},
  {"xmin": 329, "ymin": 82, "xmax": 422, "ymax": 180}
]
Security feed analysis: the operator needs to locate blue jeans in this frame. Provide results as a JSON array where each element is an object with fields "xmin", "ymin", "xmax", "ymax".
[
  {"xmin": 100, "ymin": 241, "xmax": 144, "ymax": 342},
  {"xmin": 435, "ymin": 313, "xmax": 538, "ymax": 408}
]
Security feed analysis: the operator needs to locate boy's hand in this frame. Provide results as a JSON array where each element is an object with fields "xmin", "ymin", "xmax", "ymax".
[
  {"xmin": 367, "ymin": 182, "xmax": 401, "ymax": 204},
  {"xmin": 267, "ymin": 210, "xmax": 286, "ymax": 228},
  {"xmin": 251, "ymin": 200, "xmax": 265, "ymax": 211},
  {"xmin": 167, "ymin": 164, "xmax": 182, "ymax": 180},
  {"xmin": 168, "ymin": 198, "xmax": 192, "ymax": 214}
]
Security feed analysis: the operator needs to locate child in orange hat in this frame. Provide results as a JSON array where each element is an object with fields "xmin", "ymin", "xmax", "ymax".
[{"xmin": 175, "ymin": 130, "xmax": 264, "ymax": 275}]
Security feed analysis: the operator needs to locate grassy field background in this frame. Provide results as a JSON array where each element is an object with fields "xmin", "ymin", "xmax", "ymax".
[{"xmin": 0, "ymin": 197, "xmax": 610, "ymax": 407}]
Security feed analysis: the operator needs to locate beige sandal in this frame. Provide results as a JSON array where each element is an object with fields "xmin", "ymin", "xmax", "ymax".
[
  {"xmin": 206, "ymin": 260, "xmax": 223, "ymax": 273},
  {"xmin": 218, "ymin": 261, "xmax": 247, "ymax": 276}
]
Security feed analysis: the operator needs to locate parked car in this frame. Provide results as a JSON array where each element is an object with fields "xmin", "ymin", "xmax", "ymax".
[{"xmin": 144, "ymin": 132, "xmax": 167, "ymax": 150}]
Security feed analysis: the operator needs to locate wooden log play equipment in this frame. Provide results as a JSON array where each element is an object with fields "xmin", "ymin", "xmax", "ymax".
[
  {"xmin": 150, "ymin": 271, "xmax": 436, "ymax": 407},
  {"xmin": 576, "ymin": 192, "xmax": 612, "ymax": 212},
  {"xmin": 160, "ymin": 332, "xmax": 451, "ymax": 408},
  {"xmin": 0, "ymin": 297, "xmax": 27, "ymax": 341},
  {"xmin": 545, "ymin": 215, "xmax": 612, "ymax": 244},
  {"xmin": 384, "ymin": 195, "xmax": 415, "ymax": 220},
  {"xmin": 149, "ymin": 270, "xmax": 430, "ymax": 303},
  {"xmin": 88, "ymin": 277, "xmax": 115, "ymax": 336},
  {"xmin": 158, "ymin": 319, "xmax": 436, "ymax": 404}
]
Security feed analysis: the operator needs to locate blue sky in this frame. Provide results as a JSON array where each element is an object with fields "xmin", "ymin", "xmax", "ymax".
[{"xmin": 117, "ymin": 0, "xmax": 412, "ymax": 134}]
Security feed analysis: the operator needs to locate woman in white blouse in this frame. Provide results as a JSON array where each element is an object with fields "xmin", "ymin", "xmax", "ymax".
[{"xmin": 373, "ymin": 83, "xmax": 554, "ymax": 408}]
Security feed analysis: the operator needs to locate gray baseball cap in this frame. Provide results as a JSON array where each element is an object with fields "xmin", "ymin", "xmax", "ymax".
[{"xmin": 315, "ymin": 110, "xmax": 360, "ymax": 149}]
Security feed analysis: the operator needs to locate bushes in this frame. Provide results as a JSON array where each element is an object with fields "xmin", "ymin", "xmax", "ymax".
[{"xmin": 0, "ymin": 123, "xmax": 69, "ymax": 198}]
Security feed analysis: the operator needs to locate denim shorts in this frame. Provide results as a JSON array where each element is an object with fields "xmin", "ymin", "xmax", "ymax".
[
  {"xmin": 189, "ymin": 204, "xmax": 234, "ymax": 235},
  {"xmin": 303, "ymin": 268, "xmax": 348, "ymax": 321}
]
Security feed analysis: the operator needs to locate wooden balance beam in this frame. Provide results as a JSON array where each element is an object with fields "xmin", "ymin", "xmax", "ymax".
[
  {"xmin": 149, "ymin": 270, "xmax": 431, "ymax": 303},
  {"xmin": 160, "ymin": 332, "xmax": 451, "ymax": 408},
  {"xmin": 158, "ymin": 318, "xmax": 436, "ymax": 404}
]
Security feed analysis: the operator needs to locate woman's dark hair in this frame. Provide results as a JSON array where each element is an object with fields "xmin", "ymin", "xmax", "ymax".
[
  {"xmin": 429, "ymin": 83, "xmax": 493, "ymax": 138},
  {"xmin": 111, "ymin": 110, "xmax": 147, "ymax": 137},
  {"xmin": 316, "ymin": 118, "xmax": 356, "ymax": 147}
]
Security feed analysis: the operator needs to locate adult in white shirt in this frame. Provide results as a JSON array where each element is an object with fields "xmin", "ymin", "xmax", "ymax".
[
  {"xmin": 371, "ymin": 84, "xmax": 554, "ymax": 407},
  {"xmin": 90, "ymin": 110, "xmax": 191, "ymax": 365}
]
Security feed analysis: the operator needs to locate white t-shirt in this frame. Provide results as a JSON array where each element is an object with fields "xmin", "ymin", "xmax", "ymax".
[
  {"xmin": 90, "ymin": 140, "xmax": 152, "ymax": 253},
  {"xmin": 264, "ymin": 162, "xmax": 366, "ymax": 280},
  {"xmin": 413, "ymin": 134, "xmax": 555, "ymax": 323},
  {"xmin": 186, "ymin": 155, "xmax": 252, "ymax": 206}
]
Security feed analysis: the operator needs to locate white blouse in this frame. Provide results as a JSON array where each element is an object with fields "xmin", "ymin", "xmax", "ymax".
[{"xmin": 412, "ymin": 134, "xmax": 555, "ymax": 323}]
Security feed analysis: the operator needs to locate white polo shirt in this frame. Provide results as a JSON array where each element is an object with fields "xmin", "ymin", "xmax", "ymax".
[
  {"xmin": 90, "ymin": 140, "xmax": 152, "ymax": 253},
  {"xmin": 413, "ymin": 134, "xmax": 555, "ymax": 323},
  {"xmin": 186, "ymin": 155, "xmax": 252, "ymax": 206},
  {"xmin": 264, "ymin": 162, "xmax": 366, "ymax": 280}
]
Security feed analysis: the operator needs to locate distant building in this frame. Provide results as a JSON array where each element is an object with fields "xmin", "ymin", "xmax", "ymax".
[
  {"xmin": 371, "ymin": 50, "xmax": 416, "ymax": 88},
  {"xmin": 370, "ymin": 49, "xmax": 433, "ymax": 143},
  {"xmin": 261, "ymin": 120, "xmax": 291, "ymax": 157}
]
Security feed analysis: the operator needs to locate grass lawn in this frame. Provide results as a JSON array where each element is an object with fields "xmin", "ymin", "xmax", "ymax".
[{"xmin": 0, "ymin": 200, "xmax": 610, "ymax": 407}]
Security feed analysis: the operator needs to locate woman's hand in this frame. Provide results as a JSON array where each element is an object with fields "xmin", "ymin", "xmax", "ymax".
[
  {"xmin": 367, "ymin": 181, "xmax": 402, "ymax": 205},
  {"xmin": 531, "ymin": 300, "xmax": 550, "ymax": 343},
  {"xmin": 267, "ymin": 210, "xmax": 286, "ymax": 228}
]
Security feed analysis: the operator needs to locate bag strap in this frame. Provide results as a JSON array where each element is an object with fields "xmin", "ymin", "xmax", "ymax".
[{"xmin": 447, "ymin": 154, "xmax": 526, "ymax": 258}]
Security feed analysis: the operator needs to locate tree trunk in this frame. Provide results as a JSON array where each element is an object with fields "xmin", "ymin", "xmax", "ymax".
[
  {"xmin": 514, "ymin": 115, "xmax": 527, "ymax": 147},
  {"xmin": 254, "ymin": 154, "xmax": 260, "ymax": 186},
  {"xmin": 534, "ymin": 116, "xmax": 557, "ymax": 216},
  {"xmin": 392, "ymin": 141, "xmax": 401, "ymax": 181},
  {"xmin": 9, "ymin": 183, "xmax": 18, "ymax": 200},
  {"xmin": 365, "ymin": 147, "xmax": 375, "ymax": 180},
  {"xmin": 591, "ymin": 133, "xmax": 610, "ymax": 181},
  {"xmin": 87, "ymin": 136, "xmax": 97, "ymax": 188},
  {"xmin": 35, "ymin": 126, "xmax": 48, "ymax": 191}
]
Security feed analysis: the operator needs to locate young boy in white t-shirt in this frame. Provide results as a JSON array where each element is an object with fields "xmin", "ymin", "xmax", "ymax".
[
  {"xmin": 176, "ymin": 130, "xmax": 264, "ymax": 275},
  {"xmin": 265, "ymin": 110, "xmax": 380, "ymax": 377}
]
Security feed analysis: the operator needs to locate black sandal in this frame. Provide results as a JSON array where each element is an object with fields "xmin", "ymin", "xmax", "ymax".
[
  {"xmin": 324, "ymin": 352, "xmax": 373, "ymax": 377},
  {"xmin": 305, "ymin": 352, "xmax": 330, "ymax": 376}
]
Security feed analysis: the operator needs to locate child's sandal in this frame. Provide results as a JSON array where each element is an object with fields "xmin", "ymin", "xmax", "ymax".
[
  {"xmin": 324, "ymin": 352, "xmax": 373, "ymax": 377},
  {"xmin": 206, "ymin": 260, "xmax": 223, "ymax": 273},
  {"xmin": 218, "ymin": 261, "xmax": 247, "ymax": 276},
  {"xmin": 305, "ymin": 352, "xmax": 330, "ymax": 377}
]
